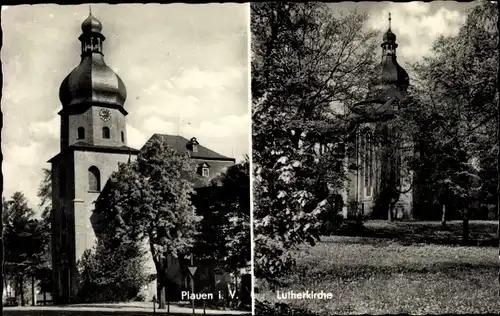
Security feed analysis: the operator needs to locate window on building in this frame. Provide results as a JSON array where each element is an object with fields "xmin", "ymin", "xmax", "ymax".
[
  {"xmin": 102, "ymin": 127, "xmax": 110, "ymax": 139},
  {"xmin": 364, "ymin": 134, "xmax": 373, "ymax": 197},
  {"xmin": 202, "ymin": 167, "xmax": 209, "ymax": 178},
  {"xmin": 121, "ymin": 131, "xmax": 124, "ymax": 143},
  {"xmin": 77, "ymin": 127, "xmax": 85, "ymax": 139},
  {"xmin": 88, "ymin": 166, "xmax": 101, "ymax": 191},
  {"xmin": 368, "ymin": 135, "xmax": 374, "ymax": 190},
  {"xmin": 189, "ymin": 137, "xmax": 199, "ymax": 153}
]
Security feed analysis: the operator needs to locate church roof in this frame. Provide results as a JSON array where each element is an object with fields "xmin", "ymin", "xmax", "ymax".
[
  {"xmin": 59, "ymin": 13, "xmax": 127, "ymax": 109},
  {"xmin": 373, "ymin": 13, "xmax": 409, "ymax": 89},
  {"xmin": 349, "ymin": 86, "xmax": 412, "ymax": 122},
  {"xmin": 143, "ymin": 134, "xmax": 235, "ymax": 161},
  {"xmin": 93, "ymin": 134, "xmax": 235, "ymax": 215}
]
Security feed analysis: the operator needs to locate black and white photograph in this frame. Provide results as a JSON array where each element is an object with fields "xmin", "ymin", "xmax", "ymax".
[
  {"xmin": 1, "ymin": 3, "xmax": 251, "ymax": 315},
  {"xmin": 252, "ymin": 1, "xmax": 500, "ymax": 315}
]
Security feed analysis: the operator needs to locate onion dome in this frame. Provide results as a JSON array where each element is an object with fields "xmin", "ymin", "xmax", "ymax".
[
  {"xmin": 81, "ymin": 13, "xmax": 102, "ymax": 33},
  {"xmin": 59, "ymin": 12, "xmax": 127, "ymax": 108},
  {"xmin": 378, "ymin": 55, "xmax": 409, "ymax": 88},
  {"xmin": 383, "ymin": 28, "xmax": 396, "ymax": 43},
  {"xmin": 374, "ymin": 13, "xmax": 409, "ymax": 90}
]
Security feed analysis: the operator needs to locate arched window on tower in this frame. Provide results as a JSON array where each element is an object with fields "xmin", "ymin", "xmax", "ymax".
[
  {"xmin": 77, "ymin": 127, "xmax": 85, "ymax": 140},
  {"xmin": 88, "ymin": 166, "xmax": 101, "ymax": 192},
  {"xmin": 102, "ymin": 127, "xmax": 110, "ymax": 139},
  {"xmin": 121, "ymin": 131, "xmax": 124, "ymax": 143}
]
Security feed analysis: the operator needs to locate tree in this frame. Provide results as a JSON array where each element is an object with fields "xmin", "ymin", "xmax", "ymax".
[
  {"xmin": 218, "ymin": 157, "xmax": 251, "ymax": 272},
  {"xmin": 37, "ymin": 168, "xmax": 52, "ymax": 211},
  {"xmin": 34, "ymin": 168, "xmax": 53, "ymax": 303},
  {"xmin": 412, "ymin": 1, "xmax": 497, "ymax": 240},
  {"xmin": 94, "ymin": 137, "xmax": 202, "ymax": 309},
  {"xmin": 252, "ymin": 2, "xmax": 378, "ymax": 283},
  {"xmin": 3, "ymin": 192, "xmax": 44, "ymax": 306},
  {"xmin": 496, "ymin": 0, "xmax": 500, "ymax": 297},
  {"xmin": 77, "ymin": 236, "xmax": 149, "ymax": 303},
  {"xmin": 192, "ymin": 156, "xmax": 251, "ymax": 273}
]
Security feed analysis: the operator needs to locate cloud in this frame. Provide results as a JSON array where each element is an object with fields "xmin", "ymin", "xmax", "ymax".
[
  {"xmin": 182, "ymin": 114, "xmax": 250, "ymax": 160},
  {"xmin": 174, "ymin": 66, "xmax": 244, "ymax": 91},
  {"xmin": 3, "ymin": 143, "xmax": 41, "ymax": 167},
  {"xmin": 132, "ymin": 65, "xmax": 247, "ymax": 124},
  {"xmin": 126, "ymin": 124, "xmax": 148, "ymax": 150},
  {"xmin": 131, "ymin": 114, "xmax": 250, "ymax": 161},
  {"xmin": 28, "ymin": 115, "xmax": 60, "ymax": 141},
  {"xmin": 2, "ymin": 143, "xmax": 48, "ymax": 212},
  {"xmin": 142, "ymin": 117, "xmax": 177, "ymax": 135},
  {"xmin": 2, "ymin": 4, "xmax": 249, "ymax": 211},
  {"xmin": 366, "ymin": 3, "xmax": 467, "ymax": 61}
]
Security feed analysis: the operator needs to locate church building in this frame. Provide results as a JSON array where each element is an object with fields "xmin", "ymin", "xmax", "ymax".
[
  {"xmin": 342, "ymin": 14, "xmax": 415, "ymax": 221},
  {"xmin": 49, "ymin": 12, "xmax": 235, "ymax": 304}
]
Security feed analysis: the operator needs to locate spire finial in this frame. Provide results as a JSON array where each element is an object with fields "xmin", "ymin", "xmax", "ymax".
[
  {"xmin": 388, "ymin": 12, "xmax": 391, "ymax": 29},
  {"xmin": 89, "ymin": 4, "xmax": 92, "ymax": 15}
]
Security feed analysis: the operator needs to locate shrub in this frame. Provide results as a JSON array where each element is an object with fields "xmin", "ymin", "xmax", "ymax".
[{"xmin": 77, "ymin": 239, "xmax": 149, "ymax": 303}]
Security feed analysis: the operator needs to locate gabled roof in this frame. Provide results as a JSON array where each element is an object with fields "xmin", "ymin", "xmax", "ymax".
[{"xmin": 143, "ymin": 134, "xmax": 235, "ymax": 162}]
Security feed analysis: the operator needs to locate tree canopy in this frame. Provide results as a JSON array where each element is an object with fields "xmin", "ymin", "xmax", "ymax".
[
  {"xmin": 252, "ymin": 2, "xmax": 379, "ymax": 282},
  {"xmin": 94, "ymin": 137, "xmax": 202, "ymax": 309},
  {"xmin": 192, "ymin": 156, "xmax": 251, "ymax": 273}
]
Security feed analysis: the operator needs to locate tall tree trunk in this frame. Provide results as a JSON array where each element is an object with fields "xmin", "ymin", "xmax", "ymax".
[
  {"xmin": 157, "ymin": 275, "xmax": 166, "ymax": 309},
  {"xmin": 43, "ymin": 290, "xmax": 46, "ymax": 305},
  {"xmin": 497, "ymin": 0, "xmax": 500, "ymax": 296},
  {"xmin": 463, "ymin": 210, "xmax": 469, "ymax": 246},
  {"xmin": 150, "ymin": 236, "xmax": 167, "ymax": 310},
  {"xmin": 31, "ymin": 275, "xmax": 35, "ymax": 306},
  {"xmin": 441, "ymin": 204, "xmax": 447, "ymax": 228},
  {"xmin": 20, "ymin": 275, "xmax": 25, "ymax": 306}
]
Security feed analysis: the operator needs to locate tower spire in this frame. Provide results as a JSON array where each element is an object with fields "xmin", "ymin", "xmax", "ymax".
[
  {"xmin": 388, "ymin": 12, "xmax": 391, "ymax": 30},
  {"xmin": 89, "ymin": 5, "xmax": 91, "ymax": 15}
]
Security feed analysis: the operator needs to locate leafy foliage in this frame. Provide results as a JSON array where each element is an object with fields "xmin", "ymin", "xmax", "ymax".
[
  {"xmin": 35, "ymin": 168, "xmax": 53, "ymax": 294},
  {"xmin": 192, "ymin": 157, "xmax": 251, "ymax": 273},
  {"xmin": 409, "ymin": 1, "xmax": 498, "ymax": 221},
  {"xmin": 3, "ymin": 192, "xmax": 45, "ymax": 305},
  {"xmin": 95, "ymin": 137, "xmax": 202, "ymax": 308},
  {"xmin": 77, "ymin": 237, "xmax": 149, "ymax": 303},
  {"xmin": 252, "ymin": 2, "xmax": 378, "ymax": 283}
]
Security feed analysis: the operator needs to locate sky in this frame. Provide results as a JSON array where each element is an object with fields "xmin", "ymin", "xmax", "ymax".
[
  {"xmin": 1, "ymin": 3, "xmax": 249, "ymax": 211},
  {"xmin": 333, "ymin": 1, "xmax": 480, "ymax": 65},
  {"xmin": 0, "ymin": 2, "xmax": 481, "ymax": 212},
  {"xmin": 325, "ymin": 1, "xmax": 480, "ymax": 115}
]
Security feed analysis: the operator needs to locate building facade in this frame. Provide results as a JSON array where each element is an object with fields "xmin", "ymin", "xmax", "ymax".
[
  {"xmin": 344, "ymin": 16, "xmax": 415, "ymax": 221},
  {"xmin": 50, "ymin": 12, "xmax": 235, "ymax": 304}
]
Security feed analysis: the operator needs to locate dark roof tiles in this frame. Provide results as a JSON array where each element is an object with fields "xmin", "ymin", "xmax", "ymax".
[{"xmin": 143, "ymin": 134, "xmax": 234, "ymax": 161}]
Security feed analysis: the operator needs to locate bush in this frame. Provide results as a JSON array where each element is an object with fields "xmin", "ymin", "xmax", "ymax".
[{"xmin": 77, "ymin": 239, "xmax": 149, "ymax": 303}]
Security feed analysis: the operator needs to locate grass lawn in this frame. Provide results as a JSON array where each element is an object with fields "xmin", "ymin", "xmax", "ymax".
[{"xmin": 256, "ymin": 220, "xmax": 500, "ymax": 315}]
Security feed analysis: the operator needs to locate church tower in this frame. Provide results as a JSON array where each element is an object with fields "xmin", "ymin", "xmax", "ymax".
[
  {"xmin": 346, "ymin": 13, "xmax": 413, "ymax": 221},
  {"xmin": 49, "ymin": 11, "xmax": 139, "ymax": 304}
]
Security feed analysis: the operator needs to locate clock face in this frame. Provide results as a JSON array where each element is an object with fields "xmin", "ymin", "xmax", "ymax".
[{"xmin": 99, "ymin": 109, "xmax": 111, "ymax": 122}]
